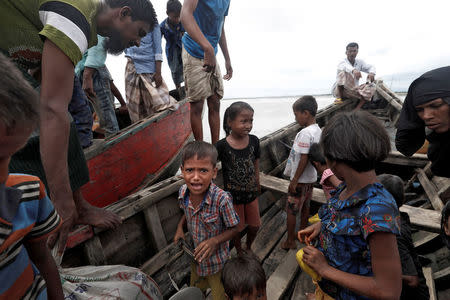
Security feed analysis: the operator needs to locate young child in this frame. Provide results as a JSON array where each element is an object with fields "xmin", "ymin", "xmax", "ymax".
[
  {"xmin": 309, "ymin": 143, "xmax": 342, "ymax": 201},
  {"xmin": 160, "ymin": 0, "xmax": 185, "ymax": 94},
  {"xmin": 378, "ymin": 174, "xmax": 429, "ymax": 300},
  {"xmin": 282, "ymin": 96, "xmax": 322, "ymax": 250},
  {"xmin": 298, "ymin": 111, "xmax": 402, "ymax": 299},
  {"xmin": 0, "ymin": 54, "xmax": 63, "ymax": 299},
  {"xmin": 216, "ymin": 102, "xmax": 261, "ymax": 255},
  {"xmin": 174, "ymin": 141, "xmax": 239, "ymax": 300},
  {"xmin": 442, "ymin": 201, "xmax": 450, "ymax": 249},
  {"xmin": 222, "ymin": 252, "xmax": 267, "ymax": 300}
]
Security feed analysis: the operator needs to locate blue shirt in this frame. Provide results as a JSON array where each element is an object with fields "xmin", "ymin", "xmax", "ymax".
[
  {"xmin": 182, "ymin": 0, "xmax": 230, "ymax": 59},
  {"xmin": 124, "ymin": 24, "xmax": 163, "ymax": 74},
  {"xmin": 317, "ymin": 183, "xmax": 400, "ymax": 300},
  {"xmin": 75, "ymin": 35, "xmax": 107, "ymax": 77},
  {"xmin": 160, "ymin": 18, "xmax": 184, "ymax": 64}
]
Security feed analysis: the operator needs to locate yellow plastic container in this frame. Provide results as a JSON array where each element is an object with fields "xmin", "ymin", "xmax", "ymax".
[
  {"xmin": 308, "ymin": 213, "xmax": 321, "ymax": 224},
  {"xmin": 296, "ymin": 248, "xmax": 321, "ymax": 281}
]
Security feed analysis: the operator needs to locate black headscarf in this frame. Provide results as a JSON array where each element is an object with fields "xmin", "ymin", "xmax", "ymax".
[{"xmin": 396, "ymin": 66, "xmax": 450, "ymax": 177}]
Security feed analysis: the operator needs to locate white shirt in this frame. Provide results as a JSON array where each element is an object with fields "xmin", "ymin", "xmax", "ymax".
[
  {"xmin": 283, "ymin": 124, "xmax": 322, "ymax": 183},
  {"xmin": 337, "ymin": 58, "xmax": 376, "ymax": 86}
]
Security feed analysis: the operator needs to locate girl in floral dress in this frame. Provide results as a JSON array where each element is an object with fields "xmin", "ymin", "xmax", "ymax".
[{"xmin": 298, "ymin": 111, "xmax": 402, "ymax": 300}]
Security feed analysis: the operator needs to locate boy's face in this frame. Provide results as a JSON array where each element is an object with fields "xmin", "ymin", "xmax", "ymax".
[
  {"xmin": 0, "ymin": 123, "xmax": 33, "ymax": 160},
  {"xmin": 167, "ymin": 11, "xmax": 181, "ymax": 25},
  {"xmin": 229, "ymin": 288, "xmax": 267, "ymax": 300},
  {"xmin": 181, "ymin": 155, "xmax": 217, "ymax": 198},
  {"xmin": 294, "ymin": 109, "xmax": 309, "ymax": 127}
]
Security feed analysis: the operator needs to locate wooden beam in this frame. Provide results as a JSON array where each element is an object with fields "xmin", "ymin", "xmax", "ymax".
[
  {"xmin": 413, "ymin": 232, "xmax": 440, "ymax": 249},
  {"xmin": 266, "ymin": 249, "xmax": 299, "ymax": 300},
  {"xmin": 416, "ymin": 169, "xmax": 444, "ymax": 211},
  {"xmin": 252, "ymin": 210, "xmax": 286, "ymax": 261},
  {"xmin": 144, "ymin": 205, "xmax": 168, "ymax": 251},
  {"xmin": 291, "ymin": 268, "xmax": 316, "ymax": 300},
  {"xmin": 383, "ymin": 151, "xmax": 428, "ymax": 168},
  {"xmin": 423, "ymin": 266, "xmax": 437, "ymax": 300},
  {"xmin": 260, "ymin": 173, "xmax": 326, "ymax": 204},
  {"xmin": 434, "ymin": 265, "xmax": 450, "ymax": 282},
  {"xmin": 83, "ymin": 235, "xmax": 107, "ymax": 265},
  {"xmin": 431, "ymin": 176, "xmax": 450, "ymax": 201},
  {"xmin": 399, "ymin": 205, "xmax": 441, "ymax": 232},
  {"xmin": 376, "ymin": 84, "xmax": 403, "ymax": 111}
]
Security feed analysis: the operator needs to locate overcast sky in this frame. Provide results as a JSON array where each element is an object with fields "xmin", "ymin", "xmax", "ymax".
[{"xmin": 106, "ymin": 0, "xmax": 450, "ymax": 99}]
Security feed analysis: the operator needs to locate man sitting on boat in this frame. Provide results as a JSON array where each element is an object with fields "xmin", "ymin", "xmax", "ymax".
[
  {"xmin": 332, "ymin": 42, "xmax": 377, "ymax": 110},
  {"xmin": 0, "ymin": 0, "xmax": 158, "ymax": 255}
]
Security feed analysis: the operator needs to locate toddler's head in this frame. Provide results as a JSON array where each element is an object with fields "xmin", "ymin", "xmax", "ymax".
[
  {"xmin": 222, "ymin": 252, "xmax": 267, "ymax": 300},
  {"xmin": 321, "ymin": 111, "xmax": 390, "ymax": 175},
  {"xmin": 223, "ymin": 101, "xmax": 254, "ymax": 137},
  {"xmin": 377, "ymin": 174, "xmax": 404, "ymax": 209},
  {"xmin": 292, "ymin": 96, "xmax": 317, "ymax": 127},
  {"xmin": 0, "ymin": 53, "xmax": 39, "ymax": 162},
  {"xmin": 309, "ymin": 143, "xmax": 327, "ymax": 174}
]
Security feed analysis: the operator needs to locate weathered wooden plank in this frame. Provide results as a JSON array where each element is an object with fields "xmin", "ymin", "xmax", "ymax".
[
  {"xmin": 83, "ymin": 236, "xmax": 107, "ymax": 265},
  {"xmin": 253, "ymin": 210, "xmax": 287, "ymax": 261},
  {"xmin": 144, "ymin": 205, "xmax": 168, "ymax": 251},
  {"xmin": 290, "ymin": 269, "xmax": 316, "ymax": 300},
  {"xmin": 266, "ymin": 249, "xmax": 299, "ymax": 300},
  {"xmin": 417, "ymin": 169, "xmax": 444, "ymax": 211},
  {"xmin": 413, "ymin": 232, "xmax": 440, "ymax": 249},
  {"xmin": 423, "ymin": 266, "xmax": 437, "ymax": 300},
  {"xmin": 260, "ymin": 173, "xmax": 326, "ymax": 204},
  {"xmin": 376, "ymin": 84, "xmax": 403, "ymax": 111},
  {"xmin": 431, "ymin": 176, "xmax": 450, "ymax": 201},
  {"xmin": 400, "ymin": 205, "xmax": 441, "ymax": 232},
  {"xmin": 262, "ymin": 232, "xmax": 288, "ymax": 278},
  {"xmin": 383, "ymin": 151, "xmax": 428, "ymax": 168}
]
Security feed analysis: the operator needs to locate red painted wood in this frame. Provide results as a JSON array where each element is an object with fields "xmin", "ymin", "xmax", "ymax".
[
  {"xmin": 81, "ymin": 102, "xmax": 191, "ymax": 207},
  {"xmin": 66, "ymin": 226, "xmax": 94, "ymax": 249}
]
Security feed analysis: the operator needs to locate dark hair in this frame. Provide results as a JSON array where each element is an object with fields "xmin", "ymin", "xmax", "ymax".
[
  {"xmin": 309, "ymin": 143, "xmax": 326, "ymax": 165},
  {"xmin": 292, "ymin": 95, "xmax": 318, "ymax": 116},
  {"xmin": 0, "ymin": 54, "xmax": 39, "ymax": 131},
  {"xmin": 321, "ymin": 111, "xmax": 390, "ymax": 172},
  {"xmin": 377, "ymin": 174, "xmax": 404, "ymax": 209},
  {"xmin": 442, "ymin": 201, "xmax": 450, "ymax": 248},
  {"xmin": 223, "ymin": 101, "xmax": 254, "ymax": 136},
  {"xmin": 222, "ymin": 252, "xmax": 266, "ymax": 298},
  {"xmin": 181, "ymin": 141, "xmax": 218, "ymax": 166},
  {"xmin": 167, "ymin": 0, "xmax": 182, "ymax": 13},
  {"xmin": 105, "ymin": 0, "xmax": 158, "ymax": 29},
  {"xmin": 346, "ymin": 42, "xmax": 359, "ymax": 50}
]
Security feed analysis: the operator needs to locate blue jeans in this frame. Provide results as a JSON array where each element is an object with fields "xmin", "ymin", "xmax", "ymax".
[
  {"xmin": 68, "ymin": 76, "xmax": 93, "ymax": 148},
  {"xmin": 92, "ymin": 67, "xmax": 120, "ymax": 136}
]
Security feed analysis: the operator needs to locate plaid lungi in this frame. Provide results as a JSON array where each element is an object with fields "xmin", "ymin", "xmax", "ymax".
[
  {"xmin": 125, "ymin": 58, "xmax": 178, "ymax": 123},
  {"xmin": 333, "ymin": 71, "xmax": 376, "ymax": 102}
]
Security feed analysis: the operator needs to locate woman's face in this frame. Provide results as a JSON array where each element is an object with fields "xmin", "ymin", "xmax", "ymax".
[{"xmin": 415, "ymin": 98, "xmax": 450, "ymax": 133}]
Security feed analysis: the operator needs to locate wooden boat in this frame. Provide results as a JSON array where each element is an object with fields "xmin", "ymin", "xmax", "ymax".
[
  {"xmin": 62, "ymin": 82, "xmax": 449, "ymax": 299},
  {"xmin": 81, "ymin": 99, "xmax": 192, "ymax": 208}
]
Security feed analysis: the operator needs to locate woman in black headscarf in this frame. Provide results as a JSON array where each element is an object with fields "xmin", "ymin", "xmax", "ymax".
[{"xmin": 395, "ymin": 66, "xmax": 450, "ymax": 177}]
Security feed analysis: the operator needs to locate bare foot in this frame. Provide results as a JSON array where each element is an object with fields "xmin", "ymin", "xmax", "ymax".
[
  {"xmin": 281, "ymin": 240, "xmax": 297, "ymax": 250},
  {"xmin": 74, "ymin": 190, "xmax": 122, "ymax": 229}
]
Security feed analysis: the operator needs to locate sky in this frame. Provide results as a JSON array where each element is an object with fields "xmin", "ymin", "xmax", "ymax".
[{"xmin": 106, "ymin": 0, "xmax": 450, "ymax": 99}]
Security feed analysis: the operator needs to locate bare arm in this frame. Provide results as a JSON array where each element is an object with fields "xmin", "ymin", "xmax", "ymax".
[
  {"xmin": 40, "ymin": 39, "xmax": 77, "ymax": 254},
  {"xmin": 303, "ymin": 232, "xmax": 402, "ymax": 300},
  {"xmin": 289, "ymin": 154, "xmax": 309, "ymax": 193},
  {"xmin": 218, "ymin": 21, "xmax": 232, "ymax": 80},
  {"xmin": 324, "ymin": 175, "xmax": 342, "ymax": 189},
  {"xmin": 26, "ymin": 239, "xmax": 64, "ymax": 300},
  {"xmin": 174, "ymin": 215, "xmax": 186, "ymax": 243},
  {"xmin": 181, "ymin": 0, "xmax": 216, "ymax": 71},
  {"xmin": 110, "ymin": 80, "xmax": 126, "ymax": 107},
  {"xmin": 255, "ymin": 159, "xmax": 261, "ymax": 194},
  {"xmin": 153, "ymin": 60, "xmax": 162, "ymax": 88},
  {"xmin": 82, "ymin": 66, "xmax": 96, "ymax": 100}
]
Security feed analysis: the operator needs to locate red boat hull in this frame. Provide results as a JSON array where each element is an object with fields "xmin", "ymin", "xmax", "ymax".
[{"xmin": 81, "ymin": 101, "xmax": 191, "ymax": 208}]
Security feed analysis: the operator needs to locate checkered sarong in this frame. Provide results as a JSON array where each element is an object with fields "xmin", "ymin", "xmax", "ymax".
[
  {"xmin": 125, "ymin": 58, "xmax": 178, "ymax": 123},
  {"xmin": 333, "ymin": 71, "xmax": 376, "ymax": 101}
]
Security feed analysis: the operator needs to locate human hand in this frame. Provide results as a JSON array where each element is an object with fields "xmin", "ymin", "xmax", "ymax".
[
  {"xmin": 402, "ymin": 275, "xmax": 419, "ymax": 287},
  {"xmin": 367, "ymin": 73, "xmax": 375, "ymax": 83},
  {"xmin": 174, "ymin": 227, "xmax": 185, "ymax": 244},
  {"xmin": 223, "ymin": 60, "xmax": 233, "ymax": 80},
  {"xmin": 82, "ymin": 68, "xmax": 96, "ymax": 100},
  {"xmin": 352, "ymin": 69, "xmax": 362, "ymax": 80},
  {"xmin": 194, "ymin": 237, "xmax": 218, "ymax": 263},
  {"xmin": 302, "ymin": 245, "xmax": 330, "ymax": 277},
  {"xmin": 298, "ymin": 221, "xmax": 321, "ymax": 245},
  {"xmin": 288, "ymin": 180, "xmax": 298, "ymax": 194},
  {"xmin": 153, "ymin": 73, "xmax": 163, "ymax": 88},
  {"xmin": 203, "ymin": 46, "xmax": 216, "ymax": 73},
  {"xmin": 47, "ymin": 196, "xmax": 78, "ymax": 256}
]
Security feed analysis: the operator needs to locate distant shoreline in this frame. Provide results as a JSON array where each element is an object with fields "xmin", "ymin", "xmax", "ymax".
[{"xmin": 223, "ymin": 91, "xmax": 407, "ymax": 101}]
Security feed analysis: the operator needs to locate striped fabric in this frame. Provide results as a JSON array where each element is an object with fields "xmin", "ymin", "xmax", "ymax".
[
  {"xmin": 179, "ymin": 183, "xmax": 239, "ymax": 277},
  {"xmin": 0, "ymin": 174, "xmax": 61, "ymax": 300},
  {"xmin": 0, "ymin": 0, "xmax": 98, "ymax": 70}
]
